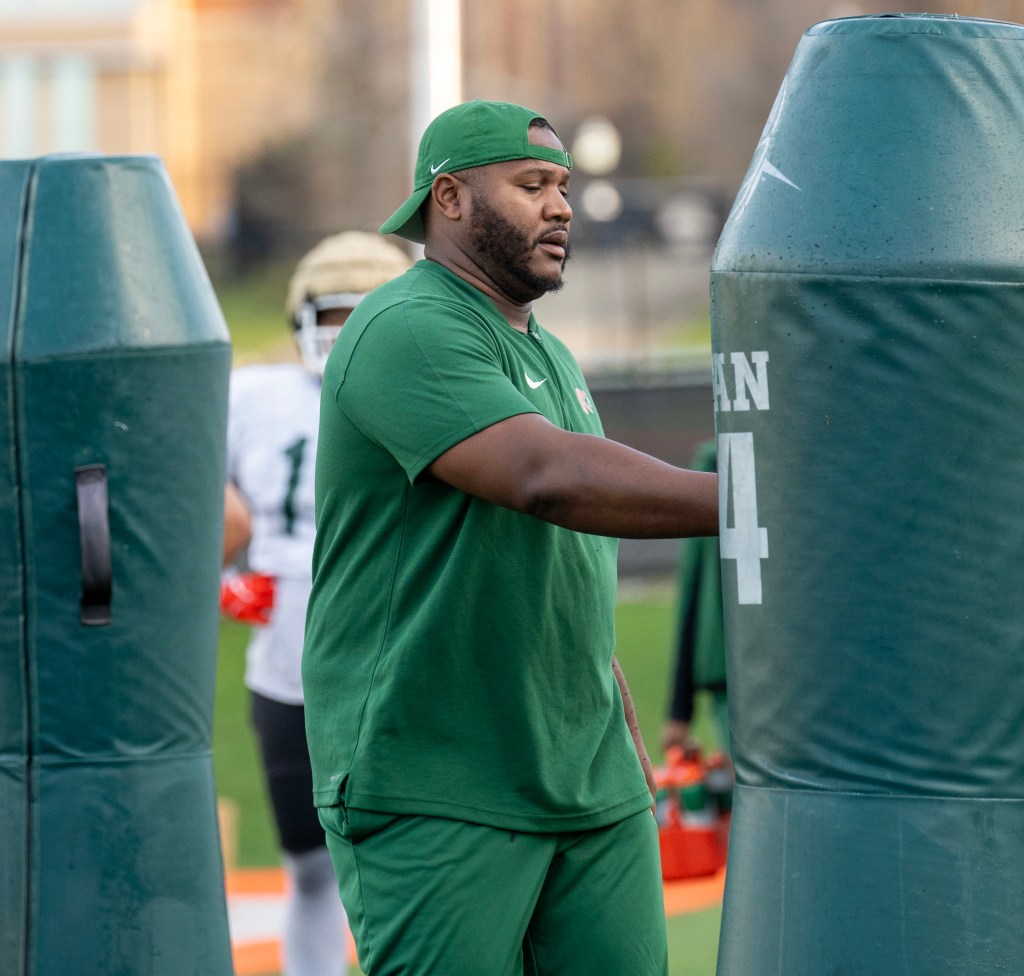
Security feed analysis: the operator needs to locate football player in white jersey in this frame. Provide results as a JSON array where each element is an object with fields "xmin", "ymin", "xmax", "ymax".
[{"xmin": 222, "ymin": 232, "xmax": 411, "ymax": 976}]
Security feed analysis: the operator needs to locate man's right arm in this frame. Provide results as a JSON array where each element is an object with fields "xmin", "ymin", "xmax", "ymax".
[{"xmin": 428, "ymin": 412, "xmax": 717, "ymax": 539}]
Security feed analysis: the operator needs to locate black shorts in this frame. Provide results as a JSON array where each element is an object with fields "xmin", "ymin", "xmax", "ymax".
[{"xmin": 250, "ymin": 691, "xmax": 326, "ymax": 855}]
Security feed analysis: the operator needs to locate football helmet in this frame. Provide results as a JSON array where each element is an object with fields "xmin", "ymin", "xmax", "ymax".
[{"xmin": 286, "ymin": 231, "xmax": 412, "ymax": 375}]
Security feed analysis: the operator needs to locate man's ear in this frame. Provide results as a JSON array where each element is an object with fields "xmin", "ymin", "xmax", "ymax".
[{"xmin": 430, "ymin": 174, "xmax": 465, "ymax": 222}]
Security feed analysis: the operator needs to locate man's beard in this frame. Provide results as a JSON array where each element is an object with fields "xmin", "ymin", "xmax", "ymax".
[{"xmin": 468, "ymin": 196, "xmax": 571, "ymax": 304}]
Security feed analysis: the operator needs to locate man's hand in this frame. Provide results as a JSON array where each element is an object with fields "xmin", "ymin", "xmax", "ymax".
[{"xmin": 660, "ymin": 720, "xmax": 701, "ymax": 759}]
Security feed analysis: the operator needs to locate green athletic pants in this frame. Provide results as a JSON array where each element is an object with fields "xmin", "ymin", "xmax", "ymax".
[{"xmin": 319, "ymin": 805, "xmax": 668, "ymax": 976}]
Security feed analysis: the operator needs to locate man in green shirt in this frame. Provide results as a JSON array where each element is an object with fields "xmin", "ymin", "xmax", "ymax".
[{"xmin": 304, "ymin": 99, "xmax": 718, "ymax": 976}]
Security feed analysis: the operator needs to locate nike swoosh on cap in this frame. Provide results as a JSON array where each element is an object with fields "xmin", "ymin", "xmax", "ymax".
[
  {"xmin": 524, "ymin": 371, "xmax": 547, "ymax": 390},
  {"xmin": 430, "ymin": 158, "xmax": 452, "ymax": 175}
]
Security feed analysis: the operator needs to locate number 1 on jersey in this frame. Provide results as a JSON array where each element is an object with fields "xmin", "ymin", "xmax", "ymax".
[
  {"xmin": 719, "ymin": 432, "xmax": 768, "ymax": 605},
  {"xmin": 282, "ymin": 437, "xmax": 308, "ymax": 536}
]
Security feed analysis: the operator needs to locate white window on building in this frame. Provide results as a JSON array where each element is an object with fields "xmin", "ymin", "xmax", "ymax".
[
  {"xmin": 1, "ymin": 56, "xmax": 36, "ymax": 157},
  {"xmin": 51, "ymin": 56, "xmax": 96, "ymax": 152},
  {"xmin": 0, "ymin": 1, "xmax": 139, "ymax": 16}
]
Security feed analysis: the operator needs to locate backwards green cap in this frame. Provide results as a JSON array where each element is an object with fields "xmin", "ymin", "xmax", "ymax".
[{"xmin": 379, "ymin": 99, "xmax": 573, "ymax": 244}]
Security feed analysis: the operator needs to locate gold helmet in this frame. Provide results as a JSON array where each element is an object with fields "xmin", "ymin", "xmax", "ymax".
[{"xmin": 286, "ymin": 231, "xmax": 412, "ymax": 374}]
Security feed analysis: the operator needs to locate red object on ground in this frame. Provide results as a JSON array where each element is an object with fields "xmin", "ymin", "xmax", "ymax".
[
  {"xmin": 658, "ymin": 818, "xmax": 730, "ymax": 881},
  {"xmin": 655, "ymin": 746, "xmax": 731, "ymax": 881}
]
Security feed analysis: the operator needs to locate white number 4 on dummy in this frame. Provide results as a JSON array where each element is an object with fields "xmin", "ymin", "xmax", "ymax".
[{"xmin": 719, "ymin": 432, "xmax": 768, "ymax": 605}]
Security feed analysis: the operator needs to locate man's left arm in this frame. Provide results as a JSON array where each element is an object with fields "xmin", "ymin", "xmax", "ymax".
[{"xmin": 612, "ymin": 655, "xmax": 657, "ymax": 804}]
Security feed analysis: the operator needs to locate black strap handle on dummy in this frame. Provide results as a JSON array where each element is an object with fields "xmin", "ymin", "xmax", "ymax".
[{"xmin": 75, "ymin": 464, "xmax": 112, "ymax": 626}]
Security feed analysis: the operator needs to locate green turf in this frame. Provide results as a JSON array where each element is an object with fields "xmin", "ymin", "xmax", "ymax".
[
  {"xmin": 212, "ymin": 586, "xmax": 723, "ymax": 974},
  {"xmin": 613, "ymin": 589, "xmax": 722, "ymax": 759},
  {"xmin": 667, "ymin": 906, "xmax": 723, "ymax": 976},
  {"xmin": 214, "ymin": 263, "xmax": 299, "ymax": 366},
  {"xmin": 212, "ymin": 620, "xmax": 280, "ymax": 868}
]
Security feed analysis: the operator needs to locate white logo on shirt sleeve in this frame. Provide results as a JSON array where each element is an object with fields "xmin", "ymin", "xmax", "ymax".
[{"xmin": 575, "ymin": 388, "xmax": 594, "ymax": 414}]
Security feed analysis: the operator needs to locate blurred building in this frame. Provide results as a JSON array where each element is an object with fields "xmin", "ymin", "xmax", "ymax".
[
  {"xmin": 0, "ymin": 0, "xmax": 330, "ymax": 240},
  {"xmin": 3, "ymin": 0, "xmax": 1024, "ymax": 252}
]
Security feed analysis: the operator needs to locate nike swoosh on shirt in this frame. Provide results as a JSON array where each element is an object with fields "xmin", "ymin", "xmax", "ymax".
[
  {"xmin": 524, "ymin": 372, "xmax": 547, "ymax": 390},
  {"xmin": 430, "ymin": 158, "xmax": 451, "ymax": 175}
]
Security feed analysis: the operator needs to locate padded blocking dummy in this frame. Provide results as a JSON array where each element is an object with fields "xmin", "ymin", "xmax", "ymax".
[
  {"xmin": 710, "ymin": 15, "xmax": 1024, "ymax": 975},
  {"xmin": 0, "ymin": 156, "xmax": 232, "ymax": 974}
]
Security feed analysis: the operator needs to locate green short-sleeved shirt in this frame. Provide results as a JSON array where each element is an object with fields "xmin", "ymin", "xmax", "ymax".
[{"xmin": 303, "ymin": 260, "xmax": 651, "ymax": 832}]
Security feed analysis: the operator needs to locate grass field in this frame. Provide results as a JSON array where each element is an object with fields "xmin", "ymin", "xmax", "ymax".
[
  {"xmin": 214, "ymin": 262, "xmax": 301, "ymax": 370},
  {"xmin": 212, "ymin": 270, "xmax": 724, "ymax": 974}
]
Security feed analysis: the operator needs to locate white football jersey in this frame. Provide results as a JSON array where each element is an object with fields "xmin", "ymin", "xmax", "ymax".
[{"xmin": 227, "ymin": 362, "xmax": 321, "ymax": 703}]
